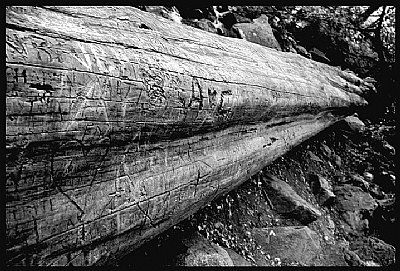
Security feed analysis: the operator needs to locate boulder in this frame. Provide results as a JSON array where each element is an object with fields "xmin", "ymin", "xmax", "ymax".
[
  {"xmin": 343, "ymin": 115, "xmax": 366, "ymax": 133},
  {"xmin": 308, "ymin": 174, "xmax": 336, "ymax": 206},
  {"xmin": 334, "ymin": 184, "xmax": 378, "ymax": 234},
  {"xmin": 263, "ymin": 174, "xmax": 322, "ymax": 224},
  {"xmin": 219, "ymin": 12, "xmax": 251, "ymax": 28},
  {"xmin": 176, "ymin": 232, "xmax": 234, "ymax": 266},
  {"xmin": 232, "ymin": 14, "xmax": 281, "ymax": 50},
  {"xmin": 252, "ymin": 226, "xmax": 321, "ymax": 265},
  {"xmin": 334, "ymin": 184, "xmax": 378, "ymax": 212},
  {"xmin": 350, "ymin": 237, "xmax": 396, "ymax": 266}
]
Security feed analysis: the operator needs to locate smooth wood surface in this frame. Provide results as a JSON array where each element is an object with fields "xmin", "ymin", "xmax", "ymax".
[{"xmin": 6, "ymin": 6, "xmax": 371, "ymax": 266}]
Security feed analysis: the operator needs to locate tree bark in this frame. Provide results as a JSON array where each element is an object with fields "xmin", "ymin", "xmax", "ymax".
[{"xmin": 6, "ymin": 6, "xmax": 373, "ymax": 266}]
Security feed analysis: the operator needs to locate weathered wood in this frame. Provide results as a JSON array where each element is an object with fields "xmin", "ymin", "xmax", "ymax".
[{"xmin": 6, "ymin": 6, "xmax": 372, "ymax": 266}]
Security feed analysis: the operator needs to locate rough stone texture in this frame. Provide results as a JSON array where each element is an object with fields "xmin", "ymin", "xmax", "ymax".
[
  {"xmin": 252, "ymin": 226, "xmax": 321, "ymax": 265},
  {"xmin": 6, "ymin": 6, "xmax": 372, "ymax": 266},
  {"xmin": 348, "ymin": 174, "xmax": 370, "ymax": 191},
  {"xmin": 190, "ymin": 18, "xmax": 218, "ymax": 34},
  {"xmin": 232, "ymin": 14, "xmax": 282, "ymax": 50},
  {"xmin": 263, "ymin": 174, "xmax": 322, "ymax": 224},
  {"xmin": 349, "ymin": 237, "xmax": 396, "ymax": 266},
  {"xmin": 334, "ymin": 184, "xmax": 378, "ymax": 212},
  {"xmin": 309, "ymin": 174, "xmax": 336, "ymax": 206},
  {"xmin": 176, "ymin": 232, "xmax": 234, "ymax": 266},
  {"xmin": 220, "ymin": 12, "xmax": 252, "ymax": 28},
  {"xmin": 334, "ymin": 184, "xmax": 378, "ymax": 233},
  {"xmin": 343, "ymin": 115, "xmax": 366, "ymax": 133}
]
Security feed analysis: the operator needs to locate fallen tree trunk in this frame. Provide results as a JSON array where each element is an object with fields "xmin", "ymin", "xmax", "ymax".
[{"xmin": 6, "ymin": 6, "xmax": 373, "ymax": 266}]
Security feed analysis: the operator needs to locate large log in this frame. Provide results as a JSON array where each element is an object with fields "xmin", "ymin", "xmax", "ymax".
[{"xmin": 6, "ymin": 6, "xmax": 373, "ymax": 266}]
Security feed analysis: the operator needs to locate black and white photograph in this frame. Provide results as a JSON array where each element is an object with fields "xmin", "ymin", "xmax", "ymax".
[{"xmin": 5, "ymin": 5, "xmax": 396, "ymax": 266}]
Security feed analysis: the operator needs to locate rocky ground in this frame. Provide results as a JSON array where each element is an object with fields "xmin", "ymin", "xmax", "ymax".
[{"xmin": 117, "ymin": 107, "xmax": 396, "ymax": 267}]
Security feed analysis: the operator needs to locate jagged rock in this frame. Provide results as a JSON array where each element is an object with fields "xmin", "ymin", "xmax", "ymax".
[
  {"xmin": 252, "ymin": 226, "xmax": 321, "ymax": 265},
  {"xmin": 348, "ymin": 174, "xmax": 370, "ymax": 191},
  {"xmin": 334, "ymin": 184, "xmax": 378, "ymax": 234},
  {"xmin": 187, "ymin": 18, "xmax": 218, "ymax": 34},
  {"xmin": 309, "ymin": 174, "xmax": 335, "ymax": 206},
  {"xmin": 176, "ymin": 232, "xmax": 234, "ymax": 266},
  {"xmin": 334, "ymin": 184, "xmax": 378, "ymax": 212},
  {"xmin": 263, "ymin": 174, "xmax": 322, "ymax": 224},
  {"xmin": 219, "ymin": 12, "xmax": 251, "ymax": 28},
  {"xmin": 341, "ymin": 211, "xmax": 370, "ymax": 233},
  {"xmin": 343, "ymin": 115, "xmax": 366, "ymax": 133},
  {"xmin": 343, "ymin": 248, "xmax": 365, "ymax": 266},
  {"xmin": 368, "ymin": 183, "xmax": 385, "ymax": 199},
  {"xmin": 233, "ymin": 14, "xmax": 282, "ymax": 50},
  {"xmin": 350, "ymin": 237, "xmax": 395, "ymax": 266},
  {"xmin": 309, "ymin": 47, "xmax": 331, "ymax": 64},
  {"xmin": 224, "ymin": 248, "xmax": 252, "ymax": 266}
]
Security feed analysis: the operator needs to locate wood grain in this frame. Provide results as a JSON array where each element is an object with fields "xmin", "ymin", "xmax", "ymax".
[{"xmin": 6, "ymin": 6, "xmax": 371, "ymax": 266}]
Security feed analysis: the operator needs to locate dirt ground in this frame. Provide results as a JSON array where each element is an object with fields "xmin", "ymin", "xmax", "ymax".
[{"xmin": 118, "ymin": 107, "xmax": 396, "ymax": 267}]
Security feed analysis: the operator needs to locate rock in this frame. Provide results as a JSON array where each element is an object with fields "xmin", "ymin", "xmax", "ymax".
[
  {"xmin": 252, "ymin": 226, "xmax": 321, "ymax": 265},
  {"xmin": 334, "ymin": 184, "xmax": 378, "ymax": 213},
  {"xmin": 219, "ymin": 12, "xmax": 251, "ymax": 28},
  {"xmin": 309, "ymin": 47, "xmax": 331, "ymax": 64},
  {"xmin": 333, "ymin": 154, "xmax": 342, "ymax": 167},
  {"xmin": 177, "ymin": 232, "xmax": 234, "ymax": 266},
  {"xmin": 363, "ymin": 172, "xmax": 374, "ymax": 182},
  {"xmin": 368, "ymin": 183, "xmax": 385, "ymax": 199},
  {"xmin": 351, "ymin": 237, "xmax": 396, "ymax": 266},
  {"xmin": 341, "ymin": 211, "xmax": 370, "ymax": 233},
  {"xmin": 141, "ymin": 6, "xmax": 182, "ymax": 23},
  {"xmin": 263, "ymin": 174, "xmax": 322, "ymax": 224},
  {"xmin": 190, "ymin": 18, "xmax": 218, "ymax": 34},
  {"xmin": 295, "ymin": 45, "xmax": 311, "ymax": 58},
  {"xmin": 343, "ymin": 115, "xmax": 366, "ymax": 133},
  {"xmin": 348, "ymin": 174, "xmax": 370, "ymax": 191},
  {"xmin": 307, "ymin": 150, "xmax": 324, "ymax": 163},
  {"xmin": 343, "ymin": 248, "xmax": 364, "ymax": 266},
  {"xmin": 232, "ymin": 14, "xmax": 281, "ymax": 51},
  {"xmin": 320, "ymin": 143, "xmax": 332, "ymax": 158},
  {"xmin": 308, "ymin": 174, "xmax": 336, "ymax": 206},
  {"xmin": 334, "ymin": 184, "xmax": 378, "ymax": 234},
  {"xmin": 224, "ymin": 248, "xmax": 252, "ymax": 266},
  {"xmin": 289, "ymin": 46, "xmax": 297, "ymax": 53}
]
